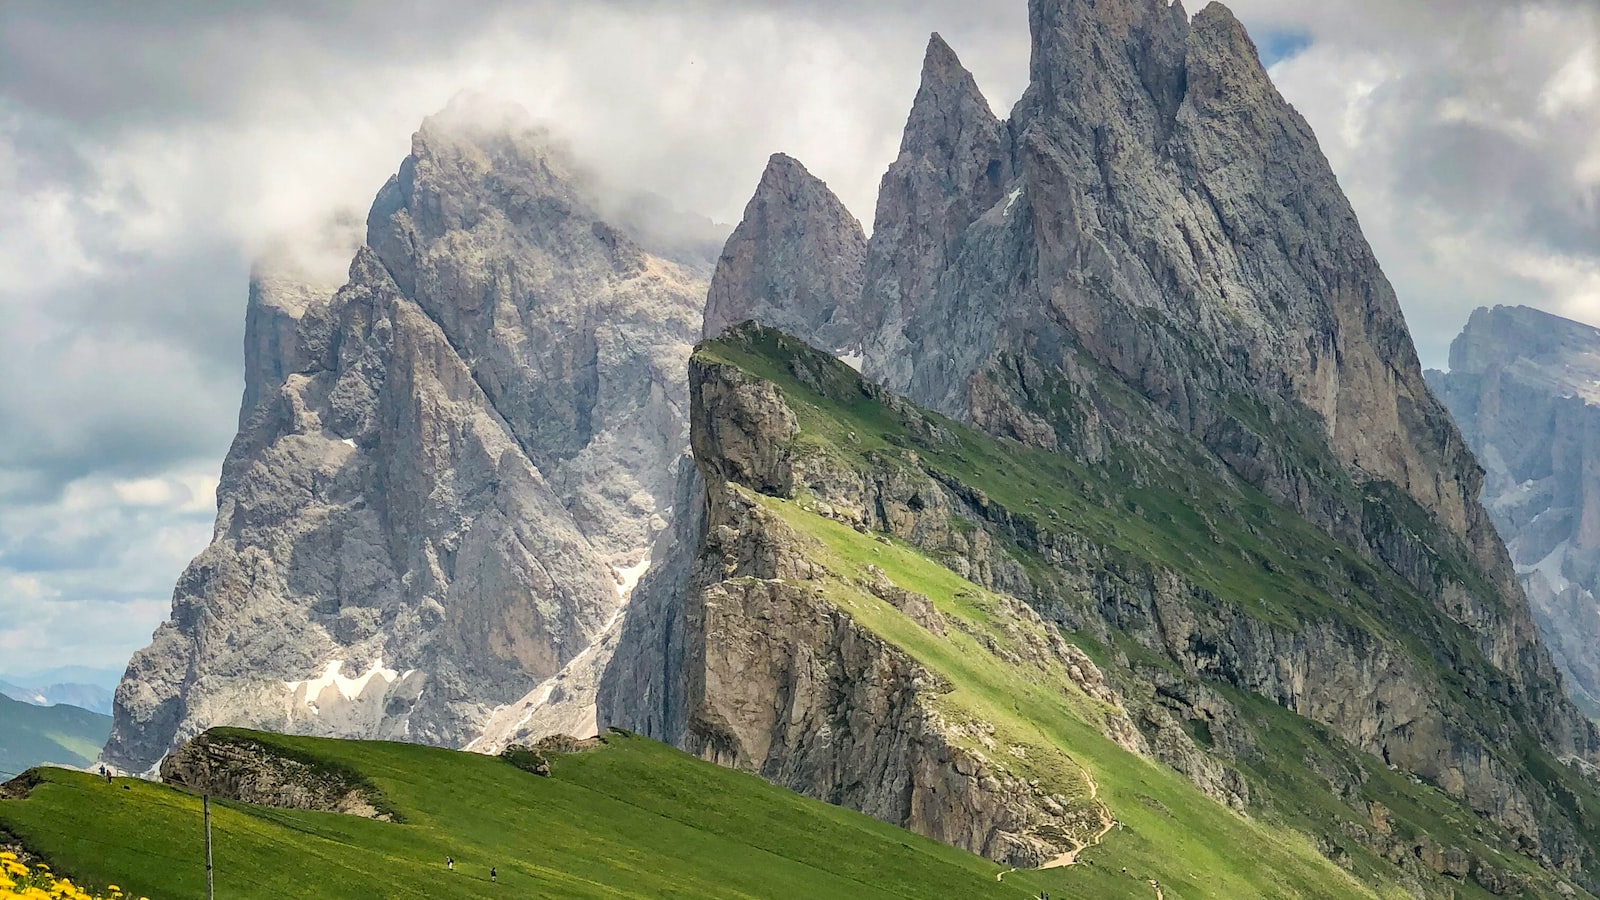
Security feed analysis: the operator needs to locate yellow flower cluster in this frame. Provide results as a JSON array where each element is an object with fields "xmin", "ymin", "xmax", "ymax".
[{"xmin": 0, "ymin": 852, "xmax": 146, "ymax": 900}]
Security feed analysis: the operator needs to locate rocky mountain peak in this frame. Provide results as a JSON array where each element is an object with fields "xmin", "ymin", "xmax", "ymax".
[
  {"xmin": 1432, "ymin": 306, "xmax": 1600, "ymax": 718},
  {"xmin": 408, "ymin": 91, "xmax": 582, "ymax": 189},
  {"xmin": 859, "ymin": 33, "xmax": 1012, "ymax": 391},
  {"xmin": 902, "ymin": 34, "xmax": 999, "ymax": 153},
  {"xmin": 1183, "ymin": 2, "xmax": 1276, "ymax": 108},
  {"xmin": 1023, "ymin": 0, "xmax": 1189, "ymax": 130},
  {"xmin": 920, "ymin": 31, "xmax": 963, "ymax": 79},
  {"xmin": 1448, "ymin": 304, "xmax": 1600, "ymax": 377},
  {"xmin": 106, "ymin": 97, "xmax": 710, "ymax": 773},
  {"xmin": 367, "ymin": 97, "xmax": 637, "ymax": 300},
  {"xmin": 700, "ymin": 153, "xmax": 866, "ymax": 352}
]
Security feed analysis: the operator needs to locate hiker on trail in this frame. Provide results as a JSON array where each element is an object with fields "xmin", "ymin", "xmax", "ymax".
[
  {"xmin": 99, "ymin": 765, "xmax": 110, "ymax": 782},
  {"xmin": 446, "ymin": 857, "xmax": 453, "ymax": 871},
  {"xmin": 490, "ymin": 867, "xmax": 497, "ymax": 883}
]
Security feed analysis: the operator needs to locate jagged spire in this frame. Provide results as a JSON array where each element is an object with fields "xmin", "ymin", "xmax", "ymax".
[
  {"xmin": 1182, "ymin": 2, "xmax": 1278, "ymax": 110},
  {"xmin": 701, "ymin": 153, "xmax": 867, "ymax": 351},
  {"xmin": 859, "ymin": 32, "xmax": 1012, "ymax": 388},
  {"xmin": 899, "ymin": 33, "xmax": 1002, "ymax": 157}
]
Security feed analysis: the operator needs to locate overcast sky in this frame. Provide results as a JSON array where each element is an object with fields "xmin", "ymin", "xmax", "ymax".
[{"xmin": 0, "ymin": 0, "xmax": 1595, "ymax": 677}]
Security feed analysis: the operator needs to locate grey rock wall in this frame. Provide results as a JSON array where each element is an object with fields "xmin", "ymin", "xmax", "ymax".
[{"xmin": 105, "ymin": 96, "xmax": 709, "ymax": 773}]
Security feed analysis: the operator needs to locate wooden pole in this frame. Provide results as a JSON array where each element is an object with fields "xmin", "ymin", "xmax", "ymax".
[{"xmin": 204, "ymin": 793, "xmax": 215, "ymax": 900}]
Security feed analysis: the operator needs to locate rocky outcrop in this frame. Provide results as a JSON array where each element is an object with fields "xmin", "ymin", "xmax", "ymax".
[
  {"xmin": 1430, "ymin": 305, "xmax": 1600, "ymax": 715},
  {"xmin": 687, "ymin": 571, "xmax": 1079, "ymax": 868},
  {"xmin": 500, "ymin": 733, "xmax": 606, "ymax": 777},
  {"xmin": 160, "ymin": 731, "xmax": 393, "ymax": 820},
  {"xmin": 603, "ymin": 342, "xmax": 1128, "ymax": 867},
  {"xmin": 700, "ymin": 154, "xmax": 866, "ymax": 353},
  {"xmin": 105, "ymin": 95, "xmax": 710, "ymax": 773}
]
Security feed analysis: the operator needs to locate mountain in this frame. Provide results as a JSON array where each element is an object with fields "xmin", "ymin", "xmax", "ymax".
[
  {"xmin": 5, "ymin": 728, "xmax": 1120, "ymax": 899},
  {"xmin": 103, "ymin": 94, "xmax": 712, "ymax": 773},
  {"xmin": 1, "ymin": 667, "xmax": 122, "ymax": 691},
  {"xmin": 1429, "ymin": 305, "xmax": 1600, "ymax": 718},
  {"xmin": 78, "ymin": 0, "xmax": 1600, "ymax": 895},
  {"xmin": 0, "ymin": 681, "xmax": 115, "ymax": 716},
  {"xmin": 0, "ymin": 693, "xmax": 111, "ymax": 774},
  {"xmin": 603, "ymin": 0, "xmax": 1600, "ymax": 895},
  {"xmin": 607, "ymin": 324, "xmax": 1600, "ymax": 897}
]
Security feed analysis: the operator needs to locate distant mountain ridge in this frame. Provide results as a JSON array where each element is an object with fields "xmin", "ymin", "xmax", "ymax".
[
  {"xmin": 0, "ymin": 667, "xmax": 122, "ymax": 690},
  {"xmin": 0, "ymin": 667, "xmax": 118, "ymax": 716},
  {"xmin": 0, "ymin": 680, "xmax": 114, "ymax": 716},
  {"xmin": 1429, "ymin": 304, "xmax": 1600, "ymax": 717},
  {"xmin": 0, "ymin": 693, "xmax": 111, "ymax": 774}
]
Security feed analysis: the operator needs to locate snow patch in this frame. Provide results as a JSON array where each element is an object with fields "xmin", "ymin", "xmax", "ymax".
[
  {"xmin": 1003, "ymin": 188, "xmax": 1023, "ymax": 216},
  {"xmin": 614, "ymin": 554, "xmax": 652, "ymax": 600},
  {"xmin": 284, "ymin": 658, "xmax": 401, "ymax": 715},
  {"xmin": 1518, "ymin": 540, "xmax": 1572, "ymax": 594},
  {"xmin": 466, "ymin": 603, "xmax": 628, "ymax": 754},
  {"xmin": 341, "ymin": 438, "xmax": 357, "ymax": 448},
  {"xmin": 835, "ymin": 349, "xmax": 865, "ymax": 372}
]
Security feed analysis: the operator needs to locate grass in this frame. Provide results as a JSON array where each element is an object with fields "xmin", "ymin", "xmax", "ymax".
[
  {"xmin": 699, "ymin": 330, "xmax": 1477, "ymax": 647},
  {"xmin": 754, "ymin": 493, "xmax": 1392, "ymax": 899},
  {"xmin": 3, "ymin": 730, "xmax": 1088, "ymax": 900}
]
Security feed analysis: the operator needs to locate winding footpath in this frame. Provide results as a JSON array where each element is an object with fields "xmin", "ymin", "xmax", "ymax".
[{"xmin": 995, "ymin": 768, "xmax": 1117, "ymax": 881}]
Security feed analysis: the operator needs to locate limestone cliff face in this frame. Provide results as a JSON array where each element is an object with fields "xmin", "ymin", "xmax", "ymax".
[
  {"xmin": 1430, "ymin": 305, "xmax": 1600, "ymax": 715},
  {"xmin": 105, "ymin": 97, "xmax": 709, "ymax": 773}
]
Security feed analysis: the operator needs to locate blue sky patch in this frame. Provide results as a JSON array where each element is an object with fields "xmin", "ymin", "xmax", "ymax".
[{"xmin": 1256, "ymin": 29, "xmax": 1313, "ymax": 68}]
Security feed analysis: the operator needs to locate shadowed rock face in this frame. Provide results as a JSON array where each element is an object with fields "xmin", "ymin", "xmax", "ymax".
[
  {"xmin": 1430, "ymin": 305, "xmax": 1600, "ymax": 715},
  {"xmin": 105, "ymin": 96, "xmax": 709, "ymax": 773}
]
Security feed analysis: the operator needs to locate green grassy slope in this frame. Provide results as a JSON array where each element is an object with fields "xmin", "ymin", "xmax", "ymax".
[
  {"xmin": 2, "ymin": 729, "xmax": 1120, "ymax": 900},
  {"xmin": 753, "ymin": 493, "xmax": 1391, "ymax": 899},
  {"xmin": 0, "ymin": 693, "xmax": 111, "ymax": 775},
  {"xmin": 692, "ymin": 327, "xmax": 1599, "ymax": 899}
]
